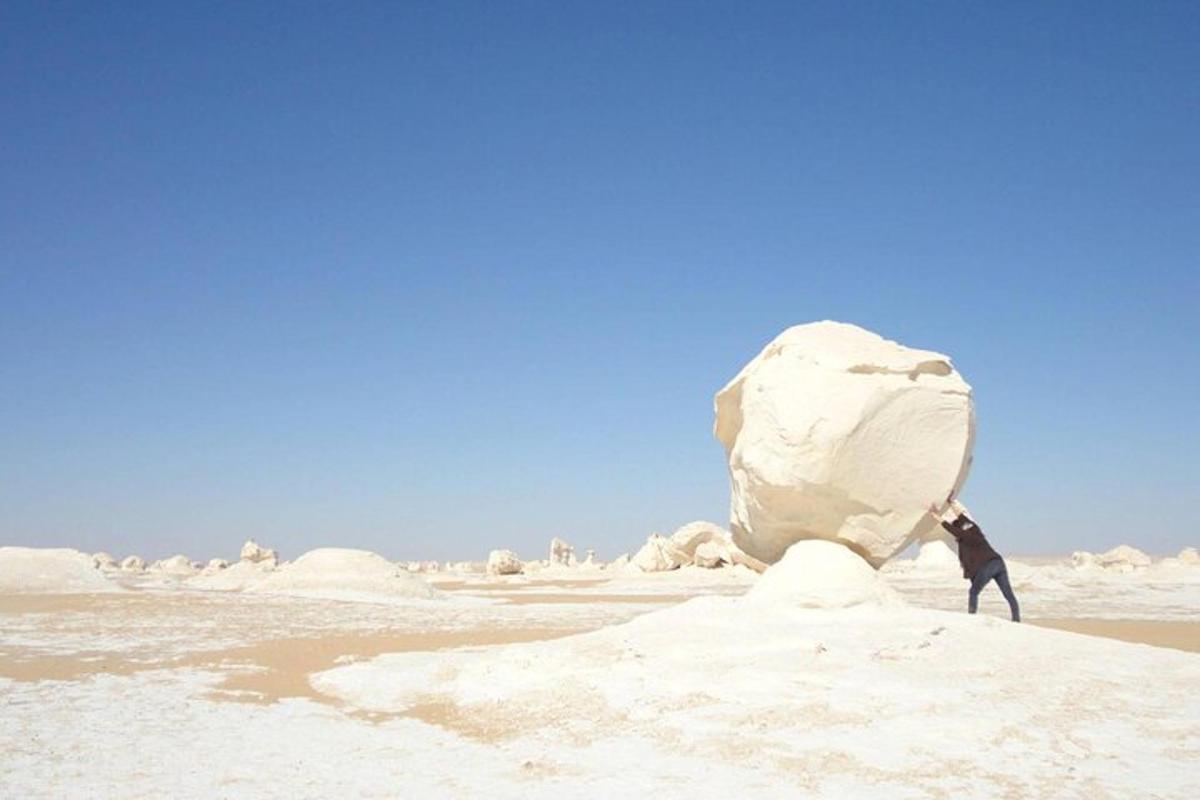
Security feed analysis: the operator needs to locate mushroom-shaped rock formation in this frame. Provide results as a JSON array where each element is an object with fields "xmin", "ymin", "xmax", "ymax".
[{"xmin": 715, "ymin": 321, "xmax": 974, "ymax": 567}]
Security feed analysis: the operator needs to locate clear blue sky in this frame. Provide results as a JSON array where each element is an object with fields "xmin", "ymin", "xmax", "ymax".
[{"xmin": 2, "ymin": 2, "xmax": 1197, "ymax": 561}]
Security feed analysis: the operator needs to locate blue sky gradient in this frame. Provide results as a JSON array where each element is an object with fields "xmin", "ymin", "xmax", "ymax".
[{"xmin": 2, "ymin": 2, "xmax": 1197, "ymax": 561}]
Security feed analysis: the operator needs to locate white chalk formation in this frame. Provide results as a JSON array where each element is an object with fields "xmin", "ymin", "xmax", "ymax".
[
  {"xmin": 715, "ymin": 321, "xmax": 975, "ymax": 567},
  {"xmin": 549, "ymin": 538, "xmax": 577, "ymax": 567},
  {"xmin": 631, "ymin": 534, "xmax": 686, "ymax": 572},
  {"xmin": 486, "ymin": 549, "xmax": 524, "ymax": 576},
  {"xmin": 120, "ymin": 555, "xmax": 146, "ymax": 571},
  {"xmin": 746, "ymin": 540, "xmax": 902, "ymax": 609},
  {"xmin": 188, "ymin": 559, "xmax": 276, "ymax": 591},
  {"xmin": 249, "ymin": 548, "xmax": 440, "ymax": 600},
  {"xmin": 151, "ymin": 555, "xmax": 198, "ymax": 576},
  {"xmin": 0, "ymin": 547, "xmax": 121, "ymax": 593},
  {"xmin": 240, "ymin": 539, "xmax": 278, "ymax": 566},
  {"xmin": 668, "ymin": 521, "xmax": 728, "ymax": 561},
  {"xmin": 625, "ymin": 522, "xmax": 756, "ymax": 572},
  {"xmin": 1072, "ymin": 545, "xmax": 1153, "ymax": 573},
  {"xmin": 91, "ymin": 552, "xmax": 120, "ymax": 571},
  {"xmin": 693, "ymin": 541, "xmax": 730, "ymax": 568}
]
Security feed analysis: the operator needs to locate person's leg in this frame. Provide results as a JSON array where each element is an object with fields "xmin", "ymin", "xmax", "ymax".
[
  {"xmin": 968, "ymin": 571, "xmax": 988, "ymax": 614},
  {"xmin": 994, "ymin": 563, "xmax": 1021, "ymax": 622},
  {"xmin": 968, "ymin": 559, "xmax": 1000, "ymax": 614}
]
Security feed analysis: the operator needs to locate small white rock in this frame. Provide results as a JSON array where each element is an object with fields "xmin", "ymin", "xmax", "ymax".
[{"xmin": 486, "ymin": 549, "xmax": 524, "ymax": 576}]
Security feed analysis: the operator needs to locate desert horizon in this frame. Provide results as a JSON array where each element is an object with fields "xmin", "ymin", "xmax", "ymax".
[{"xmin": 3, "ymin": 2, "xmax": 1196, "ymax": 797}]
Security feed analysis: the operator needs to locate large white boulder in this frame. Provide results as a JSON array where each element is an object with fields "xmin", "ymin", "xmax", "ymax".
[
  {"xmin": 240, "ymin": 539, "xmax": 279, "ymax": 566},
  {"xmin": 1177, "ymin": 547, "xmax": 1200, "ymax": 566},
  {"xmin": 486, "ymin": 549, "xmax": 524, "ymax": 576},
  {"xmin": 715, "ymin": 321, "xmax": 974, "ymax": 567},
  {"xmin": 631, "ymin": 534, "xmax": 685, "ymax": 572},
  {"xmin": 0, "ymin": 547, "xmax": 121, "ymax": 593},
  {"xmin": 745, "ymin": 540, "xmax": 903, "ymax": 609}
]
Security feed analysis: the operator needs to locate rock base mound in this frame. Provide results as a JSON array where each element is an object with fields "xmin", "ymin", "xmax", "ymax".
[{"xmin": 746, "ymin": 541, "xmax": 902, "ymax": 609}]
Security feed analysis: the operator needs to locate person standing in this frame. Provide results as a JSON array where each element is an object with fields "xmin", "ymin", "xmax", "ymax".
[{"xmin": 929, "ymin": 501, "xmax": 1020, "ymax": 622}]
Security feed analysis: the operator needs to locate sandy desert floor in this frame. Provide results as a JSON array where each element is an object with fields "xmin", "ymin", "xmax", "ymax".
[{"xmin": 2, "ymin": 558, "xmax": 1198, "ymax": 799}]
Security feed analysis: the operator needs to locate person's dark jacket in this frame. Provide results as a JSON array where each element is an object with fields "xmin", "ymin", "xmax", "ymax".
[{"xmin": 941, "ymin": 514, "xmax": 1001, "ymax": 579}]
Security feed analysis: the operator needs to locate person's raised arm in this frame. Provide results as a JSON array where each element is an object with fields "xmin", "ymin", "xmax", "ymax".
[{"xmin": 928, "ymin": 502, "xmax": 961, "ymax": 538}]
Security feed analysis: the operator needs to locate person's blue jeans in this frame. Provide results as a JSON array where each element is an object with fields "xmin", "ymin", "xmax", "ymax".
[{"xmin": 969, "ymin": 558, "xmax": 1020, "ymax": 622}]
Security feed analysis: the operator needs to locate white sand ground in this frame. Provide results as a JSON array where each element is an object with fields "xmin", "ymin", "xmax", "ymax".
[{"xmin": 1, "ymin": 551, "xmax": 1197, "ymax": 798}]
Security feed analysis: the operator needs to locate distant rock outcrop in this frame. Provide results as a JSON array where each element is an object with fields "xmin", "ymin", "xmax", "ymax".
[
  {"xmin": 151, "ymin": 555, "xmax": 197, "ymax": 576},
  {"xmin": 1073, "ymin": 545, "xmax": 1152, "ymax": 572},
  {"xmin": 549, "ymin": 538, "xmax": 576, "ymax": 567},
  {"xmin": 249, "ymin": 548, "xmax": 440, "ymax": 599},
  {"xmin": 91, "ymin": 552, "xmax": 119, "ymax": 571},
  {"xmin": 631, "ymin": 534, "xmax": 685, "ymax": 572},
  {"xmin": 240, "ymin": 539, "xmax": 279, "ymax": 566},
  {"xmin": 120, "ymin": 555, "xmax": 146, "ymax": 571},
  {"xmin": 486, "ymin": 549, "xmax": 524, "ymax": 576}
]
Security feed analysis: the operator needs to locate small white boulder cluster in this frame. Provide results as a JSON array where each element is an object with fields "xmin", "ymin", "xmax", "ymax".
[
  {"xmin": 1071, "ymin": 545, "xmax": 1153, "ymax": 573},
  {"xmin": 627, "ymin": 521, "xmax": 765, "ymax": 573},
  {"xmin": 484, "ymin": 536, "xmax": 592, "ymax": 577},
  {"xmin": 1071, "ymin": 545, "xmax": 1199, "ymax": 573},
  {"xmin": 239, "ymin": 539, "xmax": 278, "ymax": 566},
  {"xmin": 478, "ymin": 524, "xmax": 761, "ymax": 578}
]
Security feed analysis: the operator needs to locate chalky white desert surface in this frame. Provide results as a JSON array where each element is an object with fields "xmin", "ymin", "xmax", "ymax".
[
  {"xmin": 3, "ymin": 323, "xmax": 1196, "ymax": 798},
  {"xmin": 2, "ymin": 538, "xmax": 1198, "ymax": 799}
]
